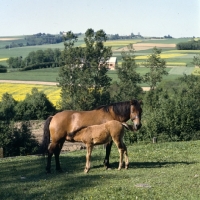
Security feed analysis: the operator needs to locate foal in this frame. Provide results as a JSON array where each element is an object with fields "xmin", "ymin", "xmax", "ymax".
[{"xmin": 70, "ymin": 120, "xmax": 132, "ymax": 173}]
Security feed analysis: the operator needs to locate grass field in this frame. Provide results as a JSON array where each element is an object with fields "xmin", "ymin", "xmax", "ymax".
[{"xmin": 0, "ymin": 140, "xmax": 200, "ymax": 199}]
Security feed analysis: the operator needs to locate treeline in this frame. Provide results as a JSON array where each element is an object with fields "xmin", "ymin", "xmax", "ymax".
[
  {"xmin": 176, "ymin": 39, "xmax": 200, "ymax": 50},
  {"xmin": 25, "ymin": 33, "xmax": 63, "ymax": 46},
  {"xmin": 126, "ymin": 75, "xmax": 200, "ymax": 143},
  {"xmin": 4, "ymin": 33, "xmax": 64, "ymax": 49},
  {"xmin": 6, "ymin": 48, "xmax": 63, "ymax": 69},
  {"xmin": 108, "ymin": 33, "xmax": 143, "ymax": 40}
]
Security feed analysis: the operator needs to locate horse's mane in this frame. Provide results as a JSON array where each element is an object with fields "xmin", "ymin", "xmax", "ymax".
[{"xmin": 96, "ymin": 101, "xmax": 132, "ymax": 118}]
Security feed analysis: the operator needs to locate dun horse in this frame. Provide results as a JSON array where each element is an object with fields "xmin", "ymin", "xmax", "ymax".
[
  {"xmin": 41, "ymin": 100, "xmax": 142, "ymax": 173},
  {"xmin": 73, "ymin": 120, "xmax": 132, "ymax": 173}
]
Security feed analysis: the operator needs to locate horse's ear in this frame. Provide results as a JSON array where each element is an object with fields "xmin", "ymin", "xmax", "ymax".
[
  {"xmin": 139, "ymin": 100, "xmax": 143, "ymax": 105},
  {"xmin": 130, "ymin": 100, "xmax": 136, "ymax": 105}
]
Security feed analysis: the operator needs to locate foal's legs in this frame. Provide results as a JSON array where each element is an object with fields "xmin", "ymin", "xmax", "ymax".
[
  {"xmin": 84, "ymin": 144, "xmax": 93, "ymax": 173},
  {"xmin": 113, "ymin": 139, "xmax": 129, "ymax": 170},
  {"xmin": 123, "ymin": 143, "xmax": 129, "ymax": 169}
]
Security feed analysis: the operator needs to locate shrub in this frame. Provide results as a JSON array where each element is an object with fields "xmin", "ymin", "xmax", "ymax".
[{"xmin": 0, "ymin": 121, "xmax": 39, "ymax": 157}]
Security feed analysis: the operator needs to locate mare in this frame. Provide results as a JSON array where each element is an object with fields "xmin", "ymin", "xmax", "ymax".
[
  {"xmin": 72, "ymin": 120, "xmax": 132, "ymax": 173},
  {"xmin": 41, "ymin": 100, "xmax": 142, "ymax": 173}
]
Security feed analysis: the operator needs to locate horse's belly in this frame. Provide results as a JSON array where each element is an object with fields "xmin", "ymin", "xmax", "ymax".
[{"xmin": 92, "ymin": 130, "xmax": 111, "ymax": 145}]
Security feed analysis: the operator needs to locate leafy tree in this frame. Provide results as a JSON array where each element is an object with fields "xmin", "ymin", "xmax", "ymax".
[
  {"xmin": 193, "ymin": 54, "xmax": 200, "ymax": 67},
  {"xmin": 0, "ymin": 121, "xmax": 39, "ymax": 157},
  {"xmin": 114, "ymin": 44, "xmax": 142, "ymax": 101},
  {"xmin": 58, "ymin": 29, "xmax": 112, "ymax": 110},
  {"xmin": 0, "ymin": 93, "xmax": 17, "ymax": 121},
  {"xmin": 15, "ymin": 88, "xmax": 56, "ymax": 120},
  {"xmin": 138, "ymin": 75, "xmax": 200, "ymax": 142},
  {"xmin": 143, "ymin": 47, "xmax": 168, "ymax": 90}
]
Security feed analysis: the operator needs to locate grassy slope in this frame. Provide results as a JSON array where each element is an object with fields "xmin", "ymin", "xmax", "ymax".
[{"xmin": 0, "ymin": 140, "xmax": 200, "ymax": 200}]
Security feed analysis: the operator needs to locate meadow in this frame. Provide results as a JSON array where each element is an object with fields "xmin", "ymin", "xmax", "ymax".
[{"xmin": 0, "ymin": 140, "xmax": 200, "ymax": 199}]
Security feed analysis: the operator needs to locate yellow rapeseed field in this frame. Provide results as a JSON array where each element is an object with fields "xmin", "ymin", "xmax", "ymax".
[
  {"xmin": 135, "ymin": 53, "xmax": 187, "ymax": 60},
  {"xmin": 0, "ymin": 83, "xmax": 61, "ymax": 107},
  {"xmin": 0, "ymin": 58, "xmax": 8, "ymax": 61}
]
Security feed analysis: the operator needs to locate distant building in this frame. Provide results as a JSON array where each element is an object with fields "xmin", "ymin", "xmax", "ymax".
[{"xmin": 107, "ymin": 57, "xmax": 117, "ymax": 70}]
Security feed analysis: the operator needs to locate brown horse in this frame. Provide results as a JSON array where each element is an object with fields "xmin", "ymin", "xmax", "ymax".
[
  {"xmin": 41, "ymin": 100, "xmax": 142, "ymax": 173},
  {"xmin": 72, "ymin": 120, "xmax": 132, "ymax": 173}
]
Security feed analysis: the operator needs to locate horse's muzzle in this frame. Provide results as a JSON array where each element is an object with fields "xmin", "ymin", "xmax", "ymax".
[{"xmin": 134, "ymin": 123, "xmax": 142, "ymax": 131}]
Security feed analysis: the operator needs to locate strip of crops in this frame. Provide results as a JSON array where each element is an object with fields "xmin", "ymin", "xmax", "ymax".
[
  {"xmin": 0, "ymin": 83, "xmax": 61, "ymax": 107},
  {"xmin": 135, "ymin": 53, "xmax": 187, "ymax": 60}
]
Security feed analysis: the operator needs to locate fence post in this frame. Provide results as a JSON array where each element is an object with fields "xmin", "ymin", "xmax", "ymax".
[
  {"xmin": 0, "ymin": 148, "xmax": 3, "ymax": 158},
  {"xmin": 152, "ymin": 137, "xmax": 157, "ymax": 143}
]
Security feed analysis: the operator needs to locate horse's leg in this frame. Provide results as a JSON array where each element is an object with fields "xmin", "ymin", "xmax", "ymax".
[
  {"xmin": 84, "ymin": 144, "xmax": 93, "ymax": 173},
  {"xmin": 103, "ymin": 141, "xmax": 113, "ymax": 169},
  {"xmin": 54, "ymin": 139, "xmax": 65, "ymax": 172},
  {"xmin": 113, "ymin": 138, "xmax": 125, "ymax": 170},
  {"xmin": 123, "ymin": 143, "xmax": 129, "ymax": 169},
  {"xmin": 118, "ymin": 148, "xmax": 124, "ymax": 170},
  {"xmin": 46, "ymin": 142, "xmax": 57, "ymax": 173}
]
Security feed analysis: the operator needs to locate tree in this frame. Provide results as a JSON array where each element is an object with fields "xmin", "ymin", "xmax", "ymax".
[
  {"xmin": 58, "ymin": 29, "xmax": 112, "ymax": 110},
  {"xmin": 0, "ymin": 93, "xmax": 17, "ymax": 121},
  {"xmin": 15, "ymin": 88, "xmax": 56, "ymax": 120},
  {"xmin": 193, "ymin": 54, "xmax": 200, "ymax": 67},
  {"xmin": 113, "ymin": 44, "xmax": 142, "ymax": 101},
  {"xmin": 143, "ymin": 47, "xmax": 168, "ymax": 90}
]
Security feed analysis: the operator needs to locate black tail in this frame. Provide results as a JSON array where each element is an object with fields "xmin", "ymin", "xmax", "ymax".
[{"xmin": 40, "ymin": 116, "xmax": 53, "ymax": 155}]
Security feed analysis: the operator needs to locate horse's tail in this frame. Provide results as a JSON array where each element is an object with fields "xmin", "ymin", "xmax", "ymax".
[{"xmin": 40, "ymin": 116, "xmax": 53, "ymax": 155}]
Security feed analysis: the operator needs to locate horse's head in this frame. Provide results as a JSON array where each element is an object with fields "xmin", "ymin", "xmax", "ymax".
[{"xmin": 130, "ymin": 100, "xmax": 142, "ymax": 131}]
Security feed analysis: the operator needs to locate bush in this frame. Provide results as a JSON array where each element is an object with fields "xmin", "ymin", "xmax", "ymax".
[
  {"xmin": 0, "ymin": 121, "xmax": 39, "ymax": 157},
  {"xmin": 0, "ymin": 64, "xmax": 7, "ymax": 73},
  {"xmin": 139, "ymin": 76, "xmax": 200, "ymax": 142},
  {"xmin": 15, "ymin": 88, "xmax": 56, "ymax": 120}
]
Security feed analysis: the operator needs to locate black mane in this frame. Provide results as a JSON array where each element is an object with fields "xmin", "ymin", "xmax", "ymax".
[{"xmin": 96, "ymin": 101, "xmax": 131, "ymax": 118}]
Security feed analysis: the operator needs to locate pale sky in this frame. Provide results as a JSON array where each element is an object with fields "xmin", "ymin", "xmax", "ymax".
[{"xmin": 0, "ymin": 0, "xmax": 199, "ymax": 38}]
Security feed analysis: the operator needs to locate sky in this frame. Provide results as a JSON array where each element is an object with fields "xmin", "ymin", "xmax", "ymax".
[{"xmin": 0, "ymin": 0, "xmax": 200, "ymax": 38}]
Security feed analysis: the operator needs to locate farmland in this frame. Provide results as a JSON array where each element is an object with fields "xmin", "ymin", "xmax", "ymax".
[
  {"xmin": 0, "ymin": 140, "xmax": 200, "ymax": 199},
  {"xmin": 0, "ymin": 35, "xmax": 199, "ymax": 106}
]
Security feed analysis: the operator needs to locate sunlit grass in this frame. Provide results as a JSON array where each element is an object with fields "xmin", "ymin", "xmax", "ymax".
[{"xmin": 0, "ymin": 141, "xmax": 200, "ymax": 199}]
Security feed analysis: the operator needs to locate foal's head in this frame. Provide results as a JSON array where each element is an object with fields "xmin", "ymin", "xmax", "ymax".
[{"xmin": 130, "ymin": 100, "xmax": 142, "ymax": 131}]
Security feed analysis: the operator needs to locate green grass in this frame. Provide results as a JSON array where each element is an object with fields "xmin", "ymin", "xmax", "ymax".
[
  {"xmin": 0, "ymin": 140, "xmax": 200, "ymax": 199},
  {"xmin": 0, "ymin": 67, "xmax": 187, "ymax": 85},
  {"xmin": 0, "ymin": 68, "xmax": 60, "ymax": 82}
]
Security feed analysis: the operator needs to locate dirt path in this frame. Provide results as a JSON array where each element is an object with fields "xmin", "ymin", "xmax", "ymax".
[{"xmin": 0, "ymin": 80, "xmax": 150, "ymax": 91}]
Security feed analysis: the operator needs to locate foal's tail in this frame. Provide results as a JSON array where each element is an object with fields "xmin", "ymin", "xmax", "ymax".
[{"xmin": 40, "ymin": 116, "xmax": 53, "ymax": 155}]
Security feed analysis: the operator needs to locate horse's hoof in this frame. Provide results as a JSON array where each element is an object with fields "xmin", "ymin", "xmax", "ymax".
[{"xmin": 84, "ymin": 169, "xmax": 89, "ymax": 173}]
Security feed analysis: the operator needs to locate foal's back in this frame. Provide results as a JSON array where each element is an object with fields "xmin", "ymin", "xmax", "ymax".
[{"xmin": 75, "ymin": 120, "xmax": 124, "ymax": 145}]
